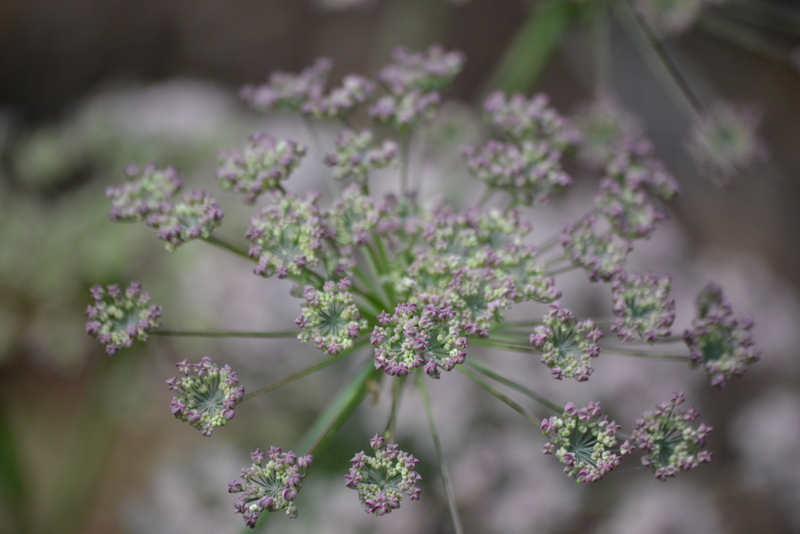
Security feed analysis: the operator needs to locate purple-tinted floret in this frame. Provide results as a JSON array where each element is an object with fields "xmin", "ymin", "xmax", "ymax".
[
  {"xmin": 610, "ymin": 271, "xmax": 675, "ymax": 342},
  {"xmin": 631, "ymin": 392, "xmax": 713, "ymax": 480},
  {"xmin": 295, "ymin": 278, "xmax": 367, "ymax": 355},
  {"xmin": 240, "ymin": 58, "xmax": 332, "ymax": 114},
  {"xmin": 345, "ymin": 434, "xmax": 421, "ymax": 516},
  {"xmin": 683, "ymin": 283, "xmax": 760, "ymax": 389},
  {"xmin": 530, "ymin": 303, "xmax": 603, "ymax": 382},
  {"xmin": 230, "ymin": 446, "xmax": 313, "ymax": 525},
  {"xmin": 84, "ymin": 282, "xmax": 161, "ymax": 355},
  {"xmin": 166, "ymin": 356, "xmax": 245, "ymax": 436},
  {"xmin": 541, "ymin": 401, "xmax": 631, "ymax": 483},
  {"xmin": 377, "ymin": 45, "xmax": 465, "ymax": 95},
  {"xmin": 302, "ymin": 74, "xmax": 376, "ymax": 119},
  {"xmin": 561, "ymin": 215, "xmax": 632, "ymax": 282},
  {"xmin": 482, "ymin": 91, "xmax": 578, "ymax": 148},
  {"xmin": 323, "ymin": 129, "xmax": 399, "ymax": 183}
]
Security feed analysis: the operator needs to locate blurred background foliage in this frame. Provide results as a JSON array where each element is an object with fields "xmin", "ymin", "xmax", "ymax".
[{"xmin": 0, "ymin": 0, "xmax": 799, "ymax": 533}]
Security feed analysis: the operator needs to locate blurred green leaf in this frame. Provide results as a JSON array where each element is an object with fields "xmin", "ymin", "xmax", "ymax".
[
  {"xmin": 482, "ymin": 0, "xmax": 578, "ymax": 95},
  {"xmin": 0, "ymin": 406, "xmax": 29, "ymax": 532}
]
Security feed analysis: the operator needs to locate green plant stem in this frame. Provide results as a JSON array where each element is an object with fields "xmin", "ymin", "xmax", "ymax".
[
  {"xmin": 469, "ymin": 337, "xmax": 534, "ymax": 354},
  {"xmin": 242, "ymin": 338, "xmax": 369, "ymax": 402},
  {"xmin": 466, "ymin": 360, "xmax": 561, "ymax": 413},
  {"xmin": 400, "ymin": 131, "xmax": 411, "ymax": 198},
  {"xmin": 384, "ymin": 375, "xmax": 405, "ymax": 440},
  {"xmin": 602, "ymin": 346, "xmax": 689, "ymax": 361},
  {"xmin": 417, "ymin": 374, "xmax": 464, "ymax": 534},
  {"xmin": 202, "ymin": 234, "xmax": 251, "ymax": 260},
  {"xmin": 153, "ymin": 329, "xmax": 297, "ymax": 338},
  {"xmin": 545, "ymin": 263, "xmax": 579, "ymax": 277},
  {"xmin": 457, "ymin": 365, "xmax": 541, "ymax": 426},
  {"xmin": 299, "ymin": 358, "xmax": 380, "ymax": 456},
  {"xmin": 0, "ymin": 403, "xmax": 30, "ymax": 532}
]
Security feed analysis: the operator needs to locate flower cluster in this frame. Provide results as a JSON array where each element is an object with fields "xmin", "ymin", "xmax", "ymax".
[
  {"xmin": 246, "ymin": 191, "xmax": 325, "ymax": 278},
  {"xmin": 541, "ymin": 402, "xmax": 631, "ymax": 483},
  {"xmin": 229, "ymin": 447, "xmax": 313, "ymax": 526},
  {"xmin": 371, "ymin": 302, "xmax": 468, "ymax": 378},
  {"xmin": 326, "ymin": 184, "xmax": 382, "ymax": 263},
  {"xmin": 570, "ymin": 95, "xmax": 643, "ymax": 168},
  {"xmin": 687, "ymin": 102, "xmax": 765, "ymax": 185},
  {"xmin": 482, "ymin": 91, "xmax": 577, "ymax": 148},
  {"xmin": 370, "ymin": 90, "xmax": 441, "ymax": 129},
  {"xmin": 106, "ymin": 164, "xmax": 224, "ymax": 251},
  {"xmin": 561, "ymin": 215, "xmax": 632, "ymax": 282},
  {"xmin": 597, "ymin": 140, "xmax": 678, "ymax": 241},
  {"xmin": 323, "ymin": 129, "xmax": 399, "ymax": 183},
  {"xmin": 530, "ymin": 304, "xmax": 603, "ymax": 381},
  {"xmin": 684, "ymin": 283, "xmax": 760, "ymax": 389},
  {"xmin": 462, "ymin": 139, "xmax": 571, "ymax": 205},
  {"xmin": 296, "ymin": 278, "xmax": 367, "ymax": 355},
  {"xmin": 217, "ymin": 133, "xmax": 307, "ymax": 203},
  {"xmin": 302, "ymin": 74, "xmax": 376, "ymax": 120},
  {"xmin": 84, "ymin": 282, "xmax": 161, "ymax": 355},
  {"xmin": 240, "ymin": 58, "xmax": 332, "ymax": 114},
  {"xmin": 631, "ymin": 392, "xmax": 713, "ymax": 480},
  {"xmin": 377, "ymin": 45, "xmax": 465, "ymax": 95},
  {"xmin": 610, "ymin": 271, "xmax": 676, "ymax": 342},
  {"xmin": 166, "ymin": 357, "xmax": 245, "ymax": 436},
  {"xmin": 345, "ymin": 434, "xmax": 421, "ymax": 516}
]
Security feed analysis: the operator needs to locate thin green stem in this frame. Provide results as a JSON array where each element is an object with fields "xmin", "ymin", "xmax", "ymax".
[
  {"xmin": 242, "ymin": 338, "xmax": 369, "ymax": 402},
  {"xmin": 469, "ymin": 337, "xmax": 534, "ymax": 354},
  {"xmin": 153, "ymin": 330, "xmax": 297, "ymax": 338},
  {"xmin": 545, "ymin": 263, "xmax": 578, "ymax": 277},
  {"xmin": 466, "ymin": 360, "xmax": 561, "ymax": 413},
  {"xmin": 457, "ymin": 365, "xmax": 541, "ymax": 426},
  {"xmin": 202, "ymin": 235, "xmax": 251, "ymax": 260},
  {"xmin": 384, "ymin": 375, "xmax": 405, "ymax": 440},
  {"xmin": 417, "ymin": 374, "xmax": 464, "ymax": 534},
  {"xmin": 602, "ymin": 346, "xmax": 689, "ymax": 361}
]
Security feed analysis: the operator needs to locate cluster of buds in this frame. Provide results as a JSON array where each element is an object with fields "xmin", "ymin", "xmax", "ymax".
[
  {"xmin": 610, "ymin": 271, "xmax": 676, "ymax": 342},
  {"xmin": 166, "ymin": 357, "xmax": 245, "ymax": 436},
  {"xmin": 371, "ymin": 302, "xmax": 468, "ymax": 378},
  {"xmin": 530, "ymin": 304, "xmax": 603, "ymax": 382},
  {"xmin": 541, "ymin": 401, "xmax": 631, "ymax": 483},
  {"xmin": 229, "ymin": 447, "xmax": 313, "ymax": 526},
  {"xmin": 295, "ymin": 278, "xmax": 367, "ymax": 355},
  {"xmin": 246, "ymin": 191, "xmax": 325, "ymax": 279},
  {"xmin": 302, "ymin": 74, "xmax": 376, "ymax": 120},
  {"xmin": 631, "ymin": 392, "xmax": 713, "ymax": 480},
  {"xmin": 344, "ymin": 434, "xmax": 421, "ymax": 516},
  {"xmin": 560, "ymin": 215, "xmax": 632, "ymax": 282},
  {"xmin": 684, "ymin": 283, "xmax": 760, "ymax": 388},
  {"xmin": 84, "ymin": 282, "xmax": 161, "ymax": 355},
  {"xmin": 239, "ymin": 58, "xmax": 331, "ymax": 114},
  {"xmin": 323, "ymin": 129, "xmax": 399, "ymax": 183},
  {"xmin": 106, "ymin": 164, "xmax": 223, "ymax": 251},
  {"xmin": 377, "ymin": 45, "xmax": 465, "ymax": 95},
  {"xmin": 217, "ymin": 133, "xmax": 307, "ymax": 203}
]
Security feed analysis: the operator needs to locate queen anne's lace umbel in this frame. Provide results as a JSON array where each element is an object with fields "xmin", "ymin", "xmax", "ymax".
[{"xmin": 84, "ymin": 282, "xmax": 161, "ymax": 355}]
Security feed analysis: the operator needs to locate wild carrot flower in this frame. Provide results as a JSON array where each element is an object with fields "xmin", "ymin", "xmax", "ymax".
[
  {"xmin": 217, "ymin": 133, "xmax": 307, "ymax": 203},
  {"xmin": 571, "ymin": 95, "xmax": 643, "ymax": 168},
  {"xmin": 482, "ymin": 91, "xmax": 577, "ymax": 148},
  {"xmin": 610, "ymin": 271, "xmax": 676, "ymax": 342},
  {"xmin": 229, "ymin": 447, "xmax": 313, "ymax": 525},
  {"xmin": 302, "ymin": 74, "xmax": 376, "ymax": 120},
  {"xmin": 541, "ymin": 401, "xmax": 631, "ymax": 483},
  {"xmin": 107, "ymin": 164, "xmax": 182, "ymax": 222},
  {"xmin": 166, "ymin": 357, "xmax": 245, "ymax": 436},
  {"xmin": 561, "ymin": 215, "xmax": 632, "ymax": 282},
  {"xmin": 295, "ymin": 278, "xmax": 367, "ymax": 355},
  {"xmin": 370, "ymin": 90, "xmax": 441, "ymax": 130},
  {"xmin": 371, "ymin": 302, "xmax": 468, "ymax": 378},
  {"xmin": 344, "ymin": 434, "xmax": 421, "ymax": 516},
  {"xmin": 687, "ymin": 102, "xmax": 765, "ymax": 185},
  {"xmin": 323, "ymin": 129, "xmax": 399, "ymax": 183},
  {"xmin": 461, "ymin": 139, "xmax": 572, "ymax": 205},
  {"xmin": 246, "ymin": 191, "xmax": 325, "ymax": 278},
  {"xmin": 530, "ymin": 304, "xmax": 603, "ymax": 382},
  {"xmin": 239, "ymin": 58, "xmax": 332, "ymax": 114},
  {"xmin": 85, "ymin": 282, "xmax": 161, "ymax": 355},
  {"xmin": 377, "ymin": 45, "xmax": 465, "ymax": 95},
  {"xmin": 631, "ymin": 392, "xmax": 712, "ymax": 480},
  {"xmin": 326, "ymin": 184, "xmax": 382, "ymax": 264},
  {"xmin": 144, "ymin": 189, "xmax": 224, "ymax": 251},
  {"xmin": 684, "ymin": 283, "xmax": 760, "ymax": 389}
]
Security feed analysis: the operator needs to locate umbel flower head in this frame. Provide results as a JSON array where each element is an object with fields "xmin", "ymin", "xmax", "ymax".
[
  {"xmin": 684, "ymin": 283, "xmax": 760, "ymax": 389},
  {"xmin": 229, "ymin": 447, "xmax": 313, "ymax": 526},
  {"xmin": 302, "ymin": 74, "xmax": 376, "ymax": 120},
  {"xmin": 240, "ymin": 57, "xmax": 331, "ymax": 114},
  {"xmin": 323, "ymin": 129, "xmax": 399, "ymax": 183},
  {"xmin": 482, "ymin": 91, "xmax": 577, "ymax": 148},
  {"xmin": 295, "ymin": 277, "xmax": 367, "ymax": 355},
  {"xmin": 85, "ymin": 282, "xmax": 161, "ymax": 355},
  {"xmin": 610, "ymin": 271, "xmax": 676, "ymax": 342},
  {"xmin": 345, "ymin": 434, "xmax": 421, "ymax": 516},
  {"xmin": 541, "ymin": 401, "xmax": 631, "ymax": 483},
  {"xmin": 166, "ymin": 357, "xmax": 245, "ymax": 436},
  {"xmin": 377, "ymin": 45, "xmax": 466, "ymax": 95},
  {"xmin": 371, "ymin": 301, "xmax": 468, "ymax": 378},
  {"xmin": 631, "ymin": 392, "xmax": 713, "ymax": 480},
  {"xmin": 217, "ymin": 133, "xmax": 307, "ymax": 203},
  {"xmin": 530, "ymin": 303, "xmax": 603, "ymax": 382},
  {"xmin": 561, "ymin": 215, "xmax": 632, "ymax": 282},
  {"xmin": 106, "ymin": 164, "xmax": 224, "ymax": 251}
]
